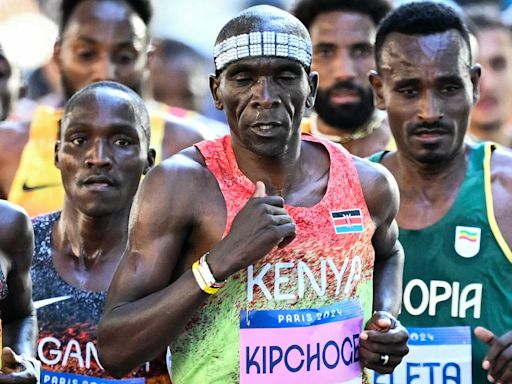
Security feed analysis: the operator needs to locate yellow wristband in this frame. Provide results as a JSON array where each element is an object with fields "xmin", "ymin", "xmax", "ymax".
[{"xmin": 192, "ymin": 261, "xmax": 220, "ymax": 295}]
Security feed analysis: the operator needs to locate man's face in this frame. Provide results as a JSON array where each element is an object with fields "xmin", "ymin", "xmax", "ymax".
[
  {"xmin": 55, "ymin": 0, "xmax": 149, "ymax": 99},
  {"xmin": 309, "ymin": 11, "xmax": 376, "ymax": 131},
  {"xmin": 0, "ymin": 55, "xmax": 21, "ymax": 121},
  {"xmin": 471, "ymin": 28, "xmax": 512, "ymax": 130},
  {"xmin": 371, "ymin": 31, "xmax": 479, "ymax": 164},
  {"xmin": 211, "ymin": 57, "xmax": 317, "ymax": 157},
  {"xmin": 56, "ymin": 89, "xmax": 151, "ymax": 217}
]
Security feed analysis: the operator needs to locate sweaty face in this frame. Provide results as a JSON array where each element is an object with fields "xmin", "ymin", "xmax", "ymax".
[
  {"xmin": 56, "ymin": 0, "xmax": 149, "ymax": 99},
  {"xmin": 212, "ymin": 57, "xmax": 315, "ymax": 158},
  {"xmin": 471, "ymin": 28, "xmax": 512, "ymax": 131},
  {"xmin": 372, "ymin": 31, "xmax": 478, "ymax": 164},
  {"xmin": 56, "ymin": 90, "xmax": 149, "ymax": 217},
  {"xmin": 309, "ymin": 11, "xmax": 376, "ymax": 132}
]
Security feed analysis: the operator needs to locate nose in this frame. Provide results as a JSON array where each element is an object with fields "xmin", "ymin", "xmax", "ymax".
[
  {"xmin": 91, "ymin": 57, "xmax": 116, "ymax": 82},
  {"xmin": 85, "ymin": 139, "xmax": 113, "ymax": 169},
  {"xmin": 418, "ymin": 90, "xmax": 444, "ymax": 123},
  {"xmin": 333, "ymin": 51, "xmax": 357, "ymax": 82},
  {"xmin": 250, "ymin": 77, "xmax": 281, "ymax": 110}
]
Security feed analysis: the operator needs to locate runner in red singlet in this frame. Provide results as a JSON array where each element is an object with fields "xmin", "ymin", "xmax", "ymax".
[{"xmin": 99, "ymin": 6, "xmax": 409, "ymax": 384}]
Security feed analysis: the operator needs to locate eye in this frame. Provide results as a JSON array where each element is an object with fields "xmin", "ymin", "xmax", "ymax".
[
  {"xmin": 397, "ymin": 88, "xmax": 418, "ymax": 98},
  {"xmin": 70, "ymin": 136, "xmax": 87, "ymax": 146},
  {"xmin": 352, "ymin": 45, "xmax": 372, "ymax": 59},
  {"xmin": 115, "ymin": 51, "xmax": 137, "ymax": 65},
  {"xmin": 314, "ymin": 46, "xmax": 334, "ymax": 59},
  {"xmin": 441, "ymin": 84, "xmax": 461, "ymax": 94},
  {"xmin": 76, "ymin": 49, "xmax": 96, "ymax": 62},
  {"xmin": 277, "ymin": 71, "xmax": 298, "ymax": 82},
  {"xmin": 232, "ymin": 72, "xmax": 253, "ymax": 85},
  {"xmin": 114, "ymin": 138, "xmax": 132, "ymax": 147}
]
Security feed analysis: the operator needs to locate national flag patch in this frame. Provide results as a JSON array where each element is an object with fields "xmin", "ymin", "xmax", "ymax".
[
  {"xmin": 330, "ymin": 209, "xmax": 364, "ymax": 234},
  {"xmin": 454, "ymin": 226, "xmax": 481, "ymax": 258}
]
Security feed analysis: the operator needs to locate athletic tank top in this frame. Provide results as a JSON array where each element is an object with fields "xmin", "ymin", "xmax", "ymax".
[
  {"xmin": 8, "ymin": 105, "xmax": 166, "ymax": 217},
  {"xmin": 370, "ymin": 143, "xmax": 512, "ymax": 383},
  {"xmin": 169, "ymin": 134, "xmax": 376, "ymax": 384},
  {"xmin": 31, "ymin": 212, "xmax": 171, "ymax": 384}
]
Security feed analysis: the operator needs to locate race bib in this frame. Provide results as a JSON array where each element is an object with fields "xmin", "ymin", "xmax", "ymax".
[
  {"xmin": 240, "ymin": 299, "xmax": 363, "ymax": 384},
  {"xmin": 41, "ymin": 370, "xmax": 145, "ymax": 384},
  {"xmin": 374, "ymin": 326, "xmax": 472, "ymax": 384}
]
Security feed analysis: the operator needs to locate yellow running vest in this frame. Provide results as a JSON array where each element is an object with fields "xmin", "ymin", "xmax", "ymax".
[{"xmin": 8, "ymin": 105, "xmax": 166, "ymax": 217}]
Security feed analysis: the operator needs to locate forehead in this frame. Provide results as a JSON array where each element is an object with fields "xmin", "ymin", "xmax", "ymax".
[
  {"xmin": 63, "ymin": 90, "xmax": 142, "ymax": 134},
  {"xmin": 63, "ymin": 0, "xmax": 147, "ymax": 44},
  {"xmin": 380, "ymin": 30, "xmax": 471, "ymax": 79},
  {"xmin": 310, "ymin": 11, "xmax": 375, "ymax": 45},
  {"xmin": 224, "ymin": 56, "xmax": 306, "ymax": 74}
]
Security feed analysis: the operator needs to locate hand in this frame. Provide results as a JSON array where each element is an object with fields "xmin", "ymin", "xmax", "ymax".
[
  {"xmin": 359, "ymin": 311, "xmax": 409, "ymax": 374},
  {"xmin": 0, "ymin": 347, "xmax": 39, "ymax": 384},
  {"xmin": 475, "ymin": 326, "xmax": 512, "ymax": 383},
  {"xmin": 209, "ymin": 181, "xmax": 296, "ymax": 280}
]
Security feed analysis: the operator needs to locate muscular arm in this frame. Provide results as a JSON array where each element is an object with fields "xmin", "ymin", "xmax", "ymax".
[
  {"xmin": 355, "ymin": 158, "xmax": 408, "ymax": 373},
  {"xmin": 98, "ymin": 150, "xmax": 295, "ymax": 377},
  {"xmin": 0, "ymin": 201, "xmax": 36, "ymax": 356},
  {"xmin": 0, "ymin": 122, "xmax": 29, "ymax": 200}
]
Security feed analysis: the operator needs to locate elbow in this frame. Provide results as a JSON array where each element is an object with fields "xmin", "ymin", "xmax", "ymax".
[{"xmin": 97, "ymin": 323, "xmax": 132, "ymax": 378}]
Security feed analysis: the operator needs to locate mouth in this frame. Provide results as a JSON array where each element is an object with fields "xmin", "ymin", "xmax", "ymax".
[
  {"xmin": 329, "ymin": 89, "xmax": 360, "ymax": 105},
  {"xmin": 250, "ymin": 122, "xmax": 282, "ymax": 137},
  {"xmin": 411, "ymin": 127, "xmax": 450, "ymax": 143},
  {"xmin": 81, "ymin": 175, "xmax": 116, "ymax": 190}
]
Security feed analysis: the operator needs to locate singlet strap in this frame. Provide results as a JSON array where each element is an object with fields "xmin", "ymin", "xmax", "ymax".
[{"xmin": 483, "ymin": 143, "xmax": 512, "ymax": 263}]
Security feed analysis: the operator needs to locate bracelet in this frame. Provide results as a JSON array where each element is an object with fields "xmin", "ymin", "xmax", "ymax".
[
  {"xmin": 192, "ymin": 261, "xmax": 220, "ymax": 295},
  {"xmin": 198, "ymin": 252, "xmax": 226, "ymax": 289}
]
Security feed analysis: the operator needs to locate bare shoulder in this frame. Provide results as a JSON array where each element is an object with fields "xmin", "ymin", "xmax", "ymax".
[
  {"xmin": 353, "ymin": 156, "xmax": 400, "ymax": 226},
  {"xmin": 137, "ymin": 146, "xmax": 221, "ymax": 216},
  {"xmin": 0, "ymin": 200, "xmax": 33, "ymax": 265}
]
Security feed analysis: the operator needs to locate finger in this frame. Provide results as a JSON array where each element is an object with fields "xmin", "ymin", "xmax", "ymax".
[
  {"xmin": 361, "ymin": 328, "xmax": 409, "ymax": 345},
  {"xmin": 475, "ymin": 326, "xmax": 496, "ymax": 346},
  {"xmin": 252, "ymin": 181, "xmax": 266, "ymax": 198},
  {"xmin": 257, "ymin": 196, "xmax": 285, "ymax": 208},
  {"xmin": 270, "ymin": 214, "xmax": 293, "ymax": 226},
  {"xmin": 486, "ymin": 332, "xmax": 512, "ymax": 382},
  {"xmin": 360, "ymin": 338, "xmax": 410, "ymax": 358},
  {"xmin": 263, "ymin": 204, "xmax": 288, "ymax": 216},
  {"xmin": 1, "ymin": 347, "xmax": 17, "ymax": 366},
  {"xmin": 275, "ymin": 223, "xmax": 296, "ymax": 248},
  {"xmin": 359, "ymin": 350, "xmax": 404, "ymax": 374}
]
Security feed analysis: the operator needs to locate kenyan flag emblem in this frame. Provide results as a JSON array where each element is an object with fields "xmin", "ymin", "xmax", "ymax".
[{"xmin": 454, "ymin": 226, "xmax": 481, "ymax": 258}]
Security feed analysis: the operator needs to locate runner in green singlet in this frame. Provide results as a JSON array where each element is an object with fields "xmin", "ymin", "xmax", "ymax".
[{"xmin": 368, "ymin": 2, "xmax": 512, "ymax": 383}]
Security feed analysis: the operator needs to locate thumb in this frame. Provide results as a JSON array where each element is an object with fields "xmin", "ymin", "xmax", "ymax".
[
  {"xmin": 252, "ymin": 181, "xmax": 266, "ymax": 198},
  {"xmin": 2, "ymin": 346, "xmax": 17, "ymax": 365},
  {"xmin": 474, "ymin": 326, "xmax": 495, "ymax": 346}
]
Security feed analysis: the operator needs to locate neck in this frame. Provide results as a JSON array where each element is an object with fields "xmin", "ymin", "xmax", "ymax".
[
  {"xmin": 313, "ymin": 109, "xmax": 385, "ymax": 144},
  {"xmin": 394, "ymin": 145, "xmax": 469, "ymax": 200},
  {"xmin": 231, "ymin": 134, "xmax": 302, "ymax": 198},
  {"xmin": 54, "ymin": 201, "xmax": 130, "ymax": 269}
]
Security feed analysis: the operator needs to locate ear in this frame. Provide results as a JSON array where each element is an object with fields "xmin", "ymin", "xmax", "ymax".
[
  {"xmin": 144, "ymin": 148, "xmax": 156, "ymax": 174},
  {"xmin": 53, "ymin": 40, "xmax": 62, "ymax": 70},
  {"xmin": 470, "ymin": 64, "xmax": 481, "ymax": 105},
  {"xmin": 209, "ymin": 74, "xmax": 223, "ymax": 110},
  {"xmin": 306, "ymin": 71, "xmax": 319, "ymax": 109},
  {"xmin": 54, "ymin": 140, "xmax": 61, "ymax": 169},
  {"xmin": 369, "ymin": 70, "xmax": 386, "ymax": 110}
]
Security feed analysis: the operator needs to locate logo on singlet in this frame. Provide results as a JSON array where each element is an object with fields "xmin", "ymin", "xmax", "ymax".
[
  {"xmin": 22, "ymin": 182, "xmax": 60, "ymax": 192},
  {"xmin": 454, "ymin": 226, "xmax": 481, "ymax": 258},
  {"xmin": 330, "ymin": 209, "xmax": 363, "ymax": 234}
]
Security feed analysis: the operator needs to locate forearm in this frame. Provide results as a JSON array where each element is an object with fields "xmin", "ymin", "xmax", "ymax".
[
  {"xmin": 372, "ymin": 242, "xmax": 404, "ymax": 317},
  {"xmin": 3, "ymin": 310, "xmax": 37, "ymax": 356},
  {"xmin": 98, "ymin": 269, "xmax": 209, "ymax": 378}
]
